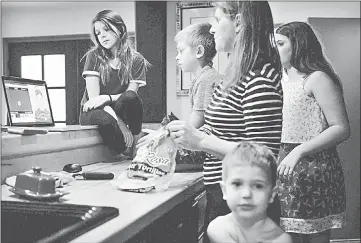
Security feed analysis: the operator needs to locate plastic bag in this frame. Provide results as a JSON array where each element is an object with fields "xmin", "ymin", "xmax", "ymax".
[
  {"xmin": 114, "ymin": 116, "xmax": 178, "ymax": 193},
  {"xmin": 167, "ymin": 112, "xmax": 207, "ymax": 166}
]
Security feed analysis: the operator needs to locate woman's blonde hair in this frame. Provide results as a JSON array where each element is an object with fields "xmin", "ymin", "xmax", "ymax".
[{"xmin": 214, "ymin": 1, "xmax": 282, "ymax": 91}]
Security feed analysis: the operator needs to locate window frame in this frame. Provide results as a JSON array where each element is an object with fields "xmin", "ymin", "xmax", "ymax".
[{"xmin": 3, "ymin": 35, "xmax": 91, "ymax": 125}]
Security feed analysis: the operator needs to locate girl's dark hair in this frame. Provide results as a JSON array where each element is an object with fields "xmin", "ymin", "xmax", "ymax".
[
  {"xmin": 214, "ymin": 1, "xmax": 282, "ymax": 90},
  {"xmin": 86, "ymin": 10, "xmax": 149, "ymax": 86},
  {"xmin": 276, "ymin": 21, "xmax": 342, "ymax": 90}
]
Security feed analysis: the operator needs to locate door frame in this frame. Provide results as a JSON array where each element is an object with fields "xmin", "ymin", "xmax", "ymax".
[{"xmin": 2, "ymin": 34, "xmax": 90, "ymax": 76}]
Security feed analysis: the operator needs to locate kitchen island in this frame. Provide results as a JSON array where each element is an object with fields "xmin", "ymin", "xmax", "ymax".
[{"xmin": 1, "ymin": 160, "xmax": 206, "ymax": 243}]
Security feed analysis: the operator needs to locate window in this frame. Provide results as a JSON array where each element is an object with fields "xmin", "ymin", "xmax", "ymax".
[
  {"xmin": 7, "ymin": 39, "xmax": 92, "ymax": 125},
  {"xmin": 21, "ymin": 54, "xmax": 66, "ymax": 123}
]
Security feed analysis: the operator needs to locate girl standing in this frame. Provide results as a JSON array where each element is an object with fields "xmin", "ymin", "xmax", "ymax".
[
  {"xmin": 275, "ymin": 21, "xmax": 350, "ymax": 243},
  {"xmin": 80, "ymin": 10, "xmax": 150, "ymax": 156}
]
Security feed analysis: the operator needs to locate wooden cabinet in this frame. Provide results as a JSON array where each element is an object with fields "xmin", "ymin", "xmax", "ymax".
[
  {"xmin": 194, "ymin": 190, "xmax": 207, "ymax": 243},
  {"xmin": 126, "ymin": 190, "xmax": 207, "ymax": 243}
]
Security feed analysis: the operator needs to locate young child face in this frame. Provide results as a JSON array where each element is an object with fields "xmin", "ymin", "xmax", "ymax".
[
  {"xmin": 175, "ymin": 41, "xmax": 199, "ymax": 73},
  {"xmin": 221, "ymin": 163, "xmax": 275, "ymax": 220},
  {"xmin": 94, "ymin": 21, "xmax": 120, "ymax": 51}
]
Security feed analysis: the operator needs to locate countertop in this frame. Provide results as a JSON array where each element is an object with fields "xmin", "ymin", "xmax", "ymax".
[{"xmin": 1, "ymin": 160, "xmax": 204, "ymax": 243}]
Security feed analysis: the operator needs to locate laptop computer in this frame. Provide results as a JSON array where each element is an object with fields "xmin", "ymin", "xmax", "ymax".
[{"xmin": 2, "ymin": 76, "xmax": 97, "ymax": 132}]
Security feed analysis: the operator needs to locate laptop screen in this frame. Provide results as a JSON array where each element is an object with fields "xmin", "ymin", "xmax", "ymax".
[{"xmin": 2, "ymin": 76, "xmax": 55, "ymax": 126}]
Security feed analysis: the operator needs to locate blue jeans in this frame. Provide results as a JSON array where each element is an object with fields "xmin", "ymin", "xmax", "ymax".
[
  {"xmin": 80, "ymin": 90, "xmax": 143, "ymax": 154},
  {"xmin": 290, "ymin": 230, "xmax": 331, "ymax": 243}
]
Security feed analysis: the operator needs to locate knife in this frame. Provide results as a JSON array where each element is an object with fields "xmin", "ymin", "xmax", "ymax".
[{"xmin": 72, "ymin": 172, "xmax": 114, "ymax": 180}]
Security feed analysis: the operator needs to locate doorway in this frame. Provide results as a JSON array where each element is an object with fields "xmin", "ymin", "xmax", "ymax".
[{"xmin": 309, "ymin": 17, "xmax": 360, "ymax": 239}]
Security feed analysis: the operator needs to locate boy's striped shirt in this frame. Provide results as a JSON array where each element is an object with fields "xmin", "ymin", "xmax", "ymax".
[{"xmin": 202, "ymin": 62, "xmax": 283, "ymax": 185}]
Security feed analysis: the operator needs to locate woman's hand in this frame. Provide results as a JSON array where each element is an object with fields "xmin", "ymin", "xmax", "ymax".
[
  {"xmin": 117, "ymin": 120, "xmax": 133, "ymax": 147},
  {"xmin": 136, "ymin": 129, "xmax": 156, "ymax": 149},
  {"xmin": 167, "ymin": 120, "xmax": 205, "ymax": 151},
  {"xmin": 83, "ymin": 95, "xmax": 110, "ymax": 112},
  {"xmin": 277, "ymin": 146, "xmax": 303, "ymax": 177}
]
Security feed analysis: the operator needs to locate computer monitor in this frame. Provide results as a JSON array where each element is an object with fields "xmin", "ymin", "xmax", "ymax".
[{"xmin": 2, "ymin": 76, "xmax": 55, "ymax": 127}]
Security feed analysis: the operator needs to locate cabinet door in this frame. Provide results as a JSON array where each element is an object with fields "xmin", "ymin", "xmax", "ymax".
[
  {"xmin": 192, "ymin": 190, "xmax": 207, "ymax": 243},
  {"xmin": 308, "ymin": 17, "xmax": 360, "ymax": 239},
  {"xmin": 126, "ymin": 190, "xmax": 206, "ymax": 243},
  {"xmin": 151, "ymin": 200, "xmax": 198, "ymax": 243}
]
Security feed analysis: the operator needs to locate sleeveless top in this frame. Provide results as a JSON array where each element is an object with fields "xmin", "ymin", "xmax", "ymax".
[{"xmin": 281, "ymin": 75, "xmax": 328, "ymax": 143}]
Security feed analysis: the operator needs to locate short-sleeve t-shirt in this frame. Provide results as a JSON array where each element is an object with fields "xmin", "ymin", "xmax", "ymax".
[
  {"xmin": 80, "ymin": 50, "xmax": 147, "ymax": 106},
  {"xmin": 189, "ymin": 65, "xmax": 222, "ymax": 111}
]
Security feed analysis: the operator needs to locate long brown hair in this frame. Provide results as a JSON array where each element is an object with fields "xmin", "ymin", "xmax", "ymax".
[
  {"xmin": 86, "ymin": 10, "xmax": 150, "ymax": 86},
  {"xmin": 276, "ymin": 21, "xmax": 342, "ymax": 91},
  {"xmin": 214, "ymin": 1, "xmax": 282, "ymax": 90}
]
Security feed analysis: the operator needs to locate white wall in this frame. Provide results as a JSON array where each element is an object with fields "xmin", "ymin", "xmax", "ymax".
[
  {"xmin": 270, "ymin": 1, "xmax": 360, "ymax": 23},
  {"xmin": 166, "ymin": 2, "xmax": 188, "ymax": 119},
  {"xmin": 166, "ymin": 1, "xmax": 360, "ymax": 119},
  {"xmin": 0, "ymin": 1, "xmax": 135, "ymax": 124},
  {"xmin": 1, "ymin": 2, "xmax": 135, "ymax": 38}
]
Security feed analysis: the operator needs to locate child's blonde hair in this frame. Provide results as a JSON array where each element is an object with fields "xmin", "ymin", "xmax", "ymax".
[
  {"xmin": 222, "ymin": 141, "xmax": 277, "ymax": 187},
  {"xmin": 174, "ymin": 22, "xmax": 217, "ymax": 66}
]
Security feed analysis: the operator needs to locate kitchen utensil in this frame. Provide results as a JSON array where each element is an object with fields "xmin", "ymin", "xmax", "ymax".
[
  {"xmin": 63, "ymin": 163, "xmax": 114, "ymax": 180},
  {"xmin": 72, "ymin": 172, "xmax": 114, "ymax": 180}
]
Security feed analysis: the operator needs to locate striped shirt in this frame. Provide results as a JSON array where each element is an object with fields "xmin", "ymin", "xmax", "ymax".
[{"xmin": 202, "ymin": 62, "xmax": 283, "ymax": 185}]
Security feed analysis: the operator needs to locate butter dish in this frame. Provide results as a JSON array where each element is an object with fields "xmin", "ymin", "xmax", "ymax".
[
  {"xmin": 7, "ymin": 167, "xmax": 70, "ymax": 201},
  {"xmin": 9, "ymin": 187, "xmax": 67, "ymax": 201},
  {"xmin": 5, "ymin": 168, "xmax": 74, "ymax": 188}
]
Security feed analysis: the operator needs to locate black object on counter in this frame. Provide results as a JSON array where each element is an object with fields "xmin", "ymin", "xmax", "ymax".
[
  {"xmin": 72, "ymin": 172, "xmax": 114, "ymax": 180},
  {"xmin": 63, "ymin": 163, "xmax": 82, "ymax": 173}
]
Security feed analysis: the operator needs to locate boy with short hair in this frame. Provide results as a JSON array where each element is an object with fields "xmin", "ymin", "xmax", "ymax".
[
  {"xmin": 137, "ymin": 23, "xmax": 221, "ymax": 157},
  {"xmin": 174, "ymin": 22, "xmax": 222, "ymax": 128},
  {"xmin": 207, "ymin": 142, "xmax": 292, "ymax": 243}
]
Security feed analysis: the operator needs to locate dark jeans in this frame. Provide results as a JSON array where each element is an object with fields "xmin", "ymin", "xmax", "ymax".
[
  {"xmin": 80, "ymin": 90, "xmax": 143, "ymax": 154},
  {"xmin": 290, "ymin": 230, "xmax": 331, "ymax": 243},
  {"xmin": 203, "ymin": 183, "xmax": 281, "ymax": 243}
]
